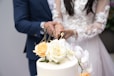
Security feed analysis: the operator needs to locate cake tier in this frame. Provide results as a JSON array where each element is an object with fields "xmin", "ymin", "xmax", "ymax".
[{"xmin": 37, "ymin": 58, "xmax": 79, "ymax": 76}]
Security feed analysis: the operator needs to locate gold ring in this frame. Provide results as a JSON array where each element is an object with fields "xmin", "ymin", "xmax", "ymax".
[{"xmin": 60, "ymin": 32, "xmax": 64, "ymax": 38}]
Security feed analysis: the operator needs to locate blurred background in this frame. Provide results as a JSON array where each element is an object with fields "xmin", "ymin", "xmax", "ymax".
[
  {"xmin": 0, "ymin": 0, "xmax": 114, "ymax": 76},
  {"xmin": 0, "ymin": 0, "xmax": 29, "ymax": 76}
]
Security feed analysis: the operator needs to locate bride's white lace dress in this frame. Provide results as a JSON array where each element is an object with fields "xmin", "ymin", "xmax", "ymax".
[{"xmin": 52, "ymin": 0, "xmax": 114, "ymax": 76}]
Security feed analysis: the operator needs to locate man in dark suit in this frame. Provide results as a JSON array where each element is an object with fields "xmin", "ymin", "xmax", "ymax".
[{"xmin": 13, "ymin": 0, "xmax": 56, "ymax": 76}]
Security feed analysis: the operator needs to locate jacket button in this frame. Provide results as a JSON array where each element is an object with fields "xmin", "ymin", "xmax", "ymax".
[
  {"xmin": 34, "ymin": 42, "xmax": 36, "ymax": 45},
  {"xmin": 34, "ymin": 34, "xmax": 37, "ymax": 37}
]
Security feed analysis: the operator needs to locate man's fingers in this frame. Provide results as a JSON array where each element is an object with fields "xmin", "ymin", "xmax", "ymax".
[{"xmin": 44, "ymin": 21, "xmax": 56, "ymax": 37}]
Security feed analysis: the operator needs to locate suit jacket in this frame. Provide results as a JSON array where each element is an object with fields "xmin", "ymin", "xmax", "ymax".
[{"xmin": 13, "ymin": 0, "xmax": 52, "ymax": 60}]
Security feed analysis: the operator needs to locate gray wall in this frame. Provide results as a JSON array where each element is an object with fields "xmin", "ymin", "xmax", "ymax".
[{"xmin": 0, "ymin": 0, "xmax": 30, "ymax": 76}]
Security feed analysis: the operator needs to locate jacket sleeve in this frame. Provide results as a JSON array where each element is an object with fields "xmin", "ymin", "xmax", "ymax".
[{"xmin": 13, "ymin": 0, "xmax": 42, "ymax": 37}]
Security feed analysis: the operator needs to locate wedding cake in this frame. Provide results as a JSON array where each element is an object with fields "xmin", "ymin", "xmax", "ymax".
[
  {"xmin": 37, "ymin": 58, "xmax": 79, "ymax": 76},
  {"xmin": 33, "ymin": 39, "xmax": 92, "ymax": 76}
]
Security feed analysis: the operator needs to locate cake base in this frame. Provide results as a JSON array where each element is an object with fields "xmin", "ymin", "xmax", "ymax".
[{"xmin": 36, "ymin": 58, "xmax": 79, "ymax": 76}]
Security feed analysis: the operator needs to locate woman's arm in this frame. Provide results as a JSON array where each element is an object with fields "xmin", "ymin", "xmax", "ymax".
[
  {"xmin": 75, "ymin": 0, "xmax": 110, "ymax": 41},
  {"xmin": 52, "ymin": 0, "xmax": 63, "ymax": 23},
  {"xmin": 13, "ymin": 0, "xmax": 43, "ymax": 37},
  {"xmin": 52, "ymin": 0, "xmax": 64, "ymax": 38},
  {"xmin": 96, "ymin": 0, "xmax": 109, "ymax": 13}
]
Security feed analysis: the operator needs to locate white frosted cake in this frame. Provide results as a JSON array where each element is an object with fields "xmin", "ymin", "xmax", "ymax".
[
  {"xmin": 33, "ymin": 39, "xmax": 92, "ymax": 76},
  {"xmin": 37, "ymin": 58, "xmax": 79, "ymax": 76}
]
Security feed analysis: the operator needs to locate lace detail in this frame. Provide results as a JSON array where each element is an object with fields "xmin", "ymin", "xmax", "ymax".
[
  {"xmin": 52, "ymin": 0, "xmax": 110, "ymax": 42},
  {"xmin": 76, "ymin": 5, "xmax": 110, "ymax": 41},
  {"xmin": 74, "ymin": 0, "xmax": 88, "ymax": 15},
  {"xmin": 95, "ymin": 12, "xmax": 107, "ymax": 24},
  {"xmin": 94, "ymin": 5, "xmax": 110, "ymax": 29},
  {"xmin": 52, "ymin": 4, "xmax": 63, "ymax": 23}
]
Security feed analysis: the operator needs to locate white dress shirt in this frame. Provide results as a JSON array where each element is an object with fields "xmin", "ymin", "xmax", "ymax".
[{"xmin": 47, "ymin": 0, "xmax": 54, "ymax": 11}]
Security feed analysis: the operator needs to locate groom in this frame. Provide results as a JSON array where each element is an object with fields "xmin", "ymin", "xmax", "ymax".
[{"xmin": 13, "ymin": 0, "xmax": 56, "ymax": 76}]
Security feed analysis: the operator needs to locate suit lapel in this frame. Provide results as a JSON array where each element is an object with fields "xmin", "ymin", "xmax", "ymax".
[{"xmin": 40, "ymin": 0, "xmax": 52, "ymax": 16}]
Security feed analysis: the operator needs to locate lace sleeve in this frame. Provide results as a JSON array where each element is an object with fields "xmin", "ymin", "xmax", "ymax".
[
  {"xmin": 52, "ymin": 0, "xmax": 63, "ymax": 23},
  {"xmin": 76, "ymin": 1, "xmax": 110, "ymax": 41}
]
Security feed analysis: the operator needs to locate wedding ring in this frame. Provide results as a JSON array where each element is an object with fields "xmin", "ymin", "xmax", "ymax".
[{"xmin": 60, "ymin": 32, "xmax": 65, "ymax": 38}]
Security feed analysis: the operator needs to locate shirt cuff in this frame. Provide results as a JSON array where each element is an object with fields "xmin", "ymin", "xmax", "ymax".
[
  {"xmin": 40, "ymin": 22, "xmax": 45, "ymax": 29},
  {"xmin": 40, "ymin": 22, "xmax": 45, "ymax": 34}
]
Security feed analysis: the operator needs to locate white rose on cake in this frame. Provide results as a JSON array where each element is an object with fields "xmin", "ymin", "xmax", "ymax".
[
  {"xmin": 33, "ymin": 39, "xmax": 75, "ymax": 63},
  {"xmin": 46, "ymin": 39, "xmax": 74, "ymax": 63}
]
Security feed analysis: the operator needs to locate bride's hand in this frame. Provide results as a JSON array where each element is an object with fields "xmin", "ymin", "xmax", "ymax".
[
  {"xmin": 63, "ymin": 30, "xmax": 74, "ymax": 39},
  {"xmin": 54, "ymin": 22, "xmax": 64, "ymax": 39},
  {"xmin": 86, "ymin": 22, "xmax": 102, "ymax": 34}
]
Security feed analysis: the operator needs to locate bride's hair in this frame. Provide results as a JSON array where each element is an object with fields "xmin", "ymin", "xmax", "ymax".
[{"xmin": 64, "ymin": 0, "xmax": 95, "ymax": 16}]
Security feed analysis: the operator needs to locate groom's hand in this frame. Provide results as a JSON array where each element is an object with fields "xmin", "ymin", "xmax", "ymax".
[{"xmin": 44, "ymin": 21, "xmax": 57, "ymax": 37}]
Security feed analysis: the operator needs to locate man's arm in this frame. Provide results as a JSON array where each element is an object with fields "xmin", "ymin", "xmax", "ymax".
[{"xmin": 13, "ymin": 0, "xmax": 42, "ymax": 37}]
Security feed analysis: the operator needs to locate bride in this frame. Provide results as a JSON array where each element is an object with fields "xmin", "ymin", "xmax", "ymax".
[{"xmin": 52, "ymin": 0, "xmax": 114, "ymax": 76}]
